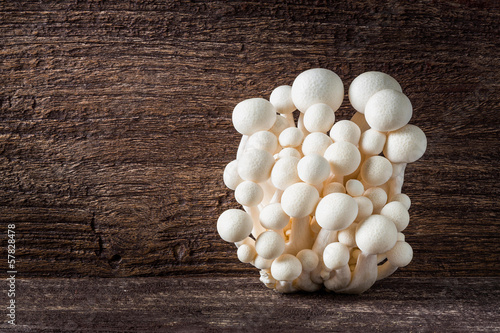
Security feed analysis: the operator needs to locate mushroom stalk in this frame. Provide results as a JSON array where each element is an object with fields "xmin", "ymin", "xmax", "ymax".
[
  {"xmin": 243, "ymin": 205, "xmax": 266, "ymax": 238},
  {"xmin": 283, "ymin": 113, "xmax": 295, "ymax": 127},
  {"xmin": 269, "ymin": 189, "xmax": 283, "ymax": 204},
  {"xmin": 388, "ymin": 162, "xmax": 407, "ymax": 199},
  {"xmin": 294, "ymin": 270, "xmax": 321, "ymax": 292},
  {"xmin": 337, "ymin": 252, "xmax": 378, "ymax": 294},
  {"xmin": 376, "ymin": 261, "xmax": 398, "ymax": 281},
  {"xmin": 310, "ymin": 229, "xmax": 338, "ymax": 284},
  {"xmin": 284, "ymin": 216, "xmax": 314, "ymax": 256},
  {"xmin": 324, "ymin": 265, "xmax": 351, "ymax": 291},
  {"xmin": 297, "ymin": 112, "xmax": 310, "ymax": 136},
  {"xmin": 236, "ymin": 135, "xmax": 249, "ymax": 159}
]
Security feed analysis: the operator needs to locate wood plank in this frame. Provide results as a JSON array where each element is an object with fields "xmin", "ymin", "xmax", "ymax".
[
  {"xmin": 4, "ymin": 277, "xmax": 500, "ymax": 332},
  {"xmin": 0, "ymin": 1, "xmax": 499, "ymax": 278}
]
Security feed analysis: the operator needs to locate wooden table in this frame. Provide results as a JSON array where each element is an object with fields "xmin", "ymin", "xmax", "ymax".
[{"xmin": 1, "ymin": 1, "xmax": 499, "ymax": 332}]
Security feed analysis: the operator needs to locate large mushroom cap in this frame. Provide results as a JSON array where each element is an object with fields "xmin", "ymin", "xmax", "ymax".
[
  {"xmin": 323, "ymin": 242, "xmax": 350, "ymax": 270},
  {"xmin": 217, "ymin": 209, "xmax": 253, "ymax": 243},
  {"xmin": 383, "ymin": 124, "xmax": 427, "ymax": 163},
  {"xmin": 365, "ymin": 89, "xmax": 413, "ymax": 132},
  {"xmin": 232, "ymin": 98, "xmax": 277, "ymax": 135},
  {"xmin": 355, "ymin": 214, "xmax": 398, "ymax": 255},
  {"xmin": 315, "ymin": 193, "xmax": 358, "ymax": 231},
  {"xmin": 324, "ymin": 141, "xmax": 361, "ymax": 176},
  {"xmin": 271, "ymin": 254, "xmax": 303, "ymax": 281},
  {"xmin": 281, "ymin": 182, "xmax": 320, "ymax": 218}
]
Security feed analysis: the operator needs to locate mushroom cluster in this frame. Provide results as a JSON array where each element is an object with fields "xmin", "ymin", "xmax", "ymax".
[{"xmin": 218, "ymin": 69, "xmax": 426, "ymax": 294}]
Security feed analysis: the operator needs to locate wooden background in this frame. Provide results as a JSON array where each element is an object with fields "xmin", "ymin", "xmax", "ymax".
[{"xmin": 1, "ymin": 0, "xmax": 499, "ymax": 331}]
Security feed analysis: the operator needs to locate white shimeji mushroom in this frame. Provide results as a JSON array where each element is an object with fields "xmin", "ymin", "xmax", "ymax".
[
  {"xmin": 365, "ymin": 89, "xmax": 413, "ymax": 132},
  {"xmin": 303, "ymin": 103, "xmax": 336, "ymax": 133}
]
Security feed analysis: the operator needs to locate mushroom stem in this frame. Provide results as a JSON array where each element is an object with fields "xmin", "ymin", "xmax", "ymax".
[
  {"xmin": 244, "ymin": 205, "xmax": 266, "ymax": 238},
  {"xmin": 270, "ymin": 189, "xmax": 283, "ymax": 204},
  {"xmin": 275, "ymin": 280, "xmax": 299, "ymax": 293},
  {"xmin": 388, "ymin": 162, "xmax": 407, "ymax": 199},
  {"xmin": 310, "ymin": 229, "xmax": 338, "ymax": 284},
  {"xmin": 337, "ymin": 252, "xmax": 378, "ymax": 294},
  {"xmin": 259, "ymin": 269, "xmax": 276, "ymax": 289},
  {"xmin": 294, "ymin": 270, "xmax": 321, "ymax": 292},
  {"xmin": 236, "ymin": 135, "xmax": 249, "ymax": 159},
  {"xmin": 234, "ymin": 237, "xmax": 255, "ymax": 248},
  {"xmin": 283, "ymin": 113, "xmax": 295, "ymax": 127},
  {"xmin": 377, "ymin": 261, "xmax": 398, "ymax": 281},
  {"xmin": 324, "ymin": 265, "xmax": 351, "ymax": 291},
  {"xmin": 297, "ymin": 112, "xmax": 310, "ymax": 136},
  {"xmin": 284, "ymin": 216, "xmax": 314, "ymax": 256},
  {"xmin": 259, "ymin": 180, "xmax": 276, "ymax": 206}
]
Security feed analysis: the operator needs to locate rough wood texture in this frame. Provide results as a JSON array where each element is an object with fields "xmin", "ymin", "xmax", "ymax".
[
  {"xmin": 0, "ymin": 1, "xmax": 499, "ymax": 278},
  {"xmin": 2, "ymin": 277, "xmax": 499, "ymax": 332}
]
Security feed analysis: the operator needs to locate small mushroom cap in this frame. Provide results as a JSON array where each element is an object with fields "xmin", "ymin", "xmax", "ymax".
[
  {"xmin": 363, "ymin": 187, "xmax": 388, "ymax": 213},
  {"xmin": 278, "ymin": 147, "xmax": 302, "ymax": 159},
  {"xmin": 350, "ymin": 112, "xmax": 371, "ymax": 132},
  {"xmin": 365, "ymin": 89, "xmax": 413, "ymax": 132},
  {"xmin": 259, "ymin": 203, "xmax": 290, "ymax": 230},
  {"xmin": 255, "ymin": 230, "xmax": 286, "ymax": 260},
  {"xmin": 355, "ymin": 214, "xmax": 398, "ymax": 255},
  {"xmin": 238, "ymin": 148, "xmax": 275, "ymax": 183},
  {"xmin": 386, "ymin": 241, "xmax": 413, "ymax": 267},
  {"xmin": 237, "ymin": 244, "xmax": 257, "ymax": 263},
  {"xmin": 223, "ymin": 160, "xmax": 243, "ymax": 190},
  {"xmin": 253, "ymin": 255, "xmax": 273, "ymax": 269},
  {"xmin": 346, "ymin": 179, "xmax": 365, "ymax": 197},
  {"xmin": 330, "ymin": 120, "xmax": 361, "ymax": 145},
  {"xmin": 348, "ymin": 71, "xmax": 402, "ymax": 114},
  {"xmin": 269, "ymin": 114, "xmax": 290, "ymax": 136},
  {"xmin": 324, "ymin": 141, "xmax": 361, "ymax": 176},
  {"xmin": 359, "ymin": 128, "xmax": 386, "ymax": 156},
  {"xmin": 270, "ymin": 85, "xmax": 296, "ymax": 115},
  {"xmin": 302, "ymin": 132, "xmax": 333, "ymax": 156},
  {"xmin": 303, "ymin": 103, "xmax": 335, "ymax": 133},
  {"xmin": 360, "ymin": 156, "xmax": 393, "ymax": 187},
  {"xmin": 353, "ymin": 196, "xmax": 374, "ymax": 222},
  {"xmin": 323, "ymin": 242, "xmax": 350, "ymax": 270},
  {"xmin": 271, "ymin": 254, "xmax": 303, "ymax": 281},
  {"xmin": 232, "ymin": 98, "xmax": 277, "ymax": 135},
  {"xmin": 297, "ymin": 154, "xmax": 331, "ymax": 185},
  {"xmin": 296, "ymin": 249, "xmax": 319, "ymax": 272},
  {"xmin": 281, "ymin": 182, "xmax": 320, "ymax": 218},
  {"xmin": 322, "ymin": 182, "xmax": 346, "ymax": 196},
  {"xmin": 234, "ymin": 181, "xmax": 264, "ymax": 207},
  {"xmin": 279, "ymin": 127, "xmax": 305, "ymax": 148},
  {"xmin": 383, "ymin": 124, "xmax": 427, "ymax": 163},
  {"xmin": 291, "ymin": 68, "xmax": 344, "ymax": 113},
  {"xmin": 338, "ymin": 223, "xmax": 357, "ymax": 247},
  {"xmin": 271, "ymin": 156, "xmax": 301, "ymax": 190},
  {"xmin": 380, "ymin": 201, "xmax": 410, "ymax": 232},
  {"xmin": 217, "ymin": 209, "xmax": 253, "ymax": 243},
  {"xmin": 390, "ymin": 193, "xmax": 412, "ymax": 210},
  {"xmin": 315, "ymin": 193, "xmax": 358, "ymax": 231},
  {"xmin": 247, "ymin": 130, "xmax": 278, "ymax": 154}
]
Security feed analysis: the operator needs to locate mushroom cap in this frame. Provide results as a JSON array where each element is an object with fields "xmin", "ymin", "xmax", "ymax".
[
  {"xmin": 269, "ymin": 114, "xmax": 290, "ymax": 137},
  {"xmin": 237, "ymin": 244, "xmax": 257, "ymax": 263},
  {"xmin": 232, "ymin": 98, "xmax": 277, "ymax": 135},
  {"xmin": 390, "ymin": 193, "xmax": 412, "ymax": 210},
  {"xmin": 291, "ymin": 68, "xmax": 344, "ymax": 113},
  {"xmin": 259, "ymin": 203, "xmax": 290, "ymax": 230},
  {"xmin": 355, "ymin": 214, "xmax": 398, "ymax": 255},
  {"xmin": 271, "ymin": 156, "xmax": 301, "ymax": 190},
  {"xmin": 255, "ymin": 230, "xmax": 286, "ymax": 260},
  {"xmin": 363, "ymin": 187, "xmax": 388, "ymax": 213},
  {"xmin": 359, "ymin": 128, "xmax": 386, "ymax": 156},
  {"xmin": 223, "ymin": 159, "xmax": 243, "ymax": 190},
  {"xmin": 360, "ymin": 155, "xmax": 393, "ymax": 187},
  {"xmin": 303, "ymin": 103, "xmax": 335, "ymax": 133},
  {"xmin": 296, "ymin": 249, "xmax": 319, "ymax": 272},
  {"xmin": 253, "ymin": 256, "xmax": 273, "ymax": 269},
  {"xmin": 353, "ymin": 196, "xmax": 374, "ymax": 222},
  {"xmin": 386, "ymin": 241, "xmax": 413, "ymax": 267},
  {"xmin": 350, "ymin": 111, "xmax": 371, "ymax": 132},
  {"xmin": 330, "ymin": 120, "xmax": 361, "ymax": 145},
  {"xmin": 338, "ymin": 223, "xmax": 357, "ymax": 247},
  {"xmin": 348, "ymin": 71, "xmax": 402, "ymax": 114},
  {"xmin": 302, "ymin": 132, "xmax": 333, "ymax": 156},
  {"xmin": 217, "ymin": 209, "xmax": 254, "ymax": 243},
  {"xmin": 247, "ymin": 130, "xmax": 278, "ymax": 154},
  {"xmin": 297, "ymin": 154, "xmax": 331, "ymax": 185},
  {"xmin": 324, "ymin": 141, "xmax": 361, "ymax": 176},
  {"xmin": 346, "ymin": 179, "xmax": 365, "ymax": 197},
  {"xmin": 278, "ymin": 147, "xmax": 302, "ymax": 159},
  {"xmin": 279, "ymin": 127, "xmax": 305, "ymax": 148},
  {"xmin": 315, "ymin": 193, "xmax": 358, "ymax": 231},
  {"xmin": 365, "ymin": 89, "xmax": 413, "ymax": 132},
  {"xmin": 281, "ymin": 182, "xmax": 320, "ymax": 218},
  {"xmin": 271, "ymin": 254, "xmax": 303, "ymax": 281},
  {"xmin": 322, "ymin": 182, "xmax": 346, "ymax": 196},
  {"xmin": 383, "ymin": 124, "xmax": 427, "ymax": 163},
  {"xmin": 380, "ymin": 201, "xmax": 410, "ymax": 232},
  {"xmin": 237, "ymin": 148, "xmax": 275, "ymax": 183},
  {"xmin": 234, "ymin": 181, "xmax": 264, "ymax": 207},
  {"xmin": 270, "ymin": 85, "xmax": 296, "ymax": 114},
  {"xmin": 323, "ymin": 242, "xmax": 350, "ymax": 270}
]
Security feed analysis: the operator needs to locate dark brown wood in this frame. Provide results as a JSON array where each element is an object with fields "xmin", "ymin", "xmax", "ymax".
[
  {"xmin": 3, "ymin": 277, "xmax": 498, "ymax": 332},
  {"xmin": 0, "ymin": 0, "xmax": 499, "ymax": 279}
]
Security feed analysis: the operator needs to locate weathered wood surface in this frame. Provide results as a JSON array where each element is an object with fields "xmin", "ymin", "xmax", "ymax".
[
  {"xmin": 0, "ymin": 1, "xmax": 499, "ymax": 278},
  {"xmin": 2, "ymin": 277, "xmax": 499, "ymax": 332}
]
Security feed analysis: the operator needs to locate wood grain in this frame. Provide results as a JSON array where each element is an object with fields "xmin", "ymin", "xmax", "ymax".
[
  {"xmin": 4, "ymin": 277, "xmax": 499, "ymax": 332},
  {"xmin": 0, "ymin": 1, "xmax": 499, "ymax": 278}
]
